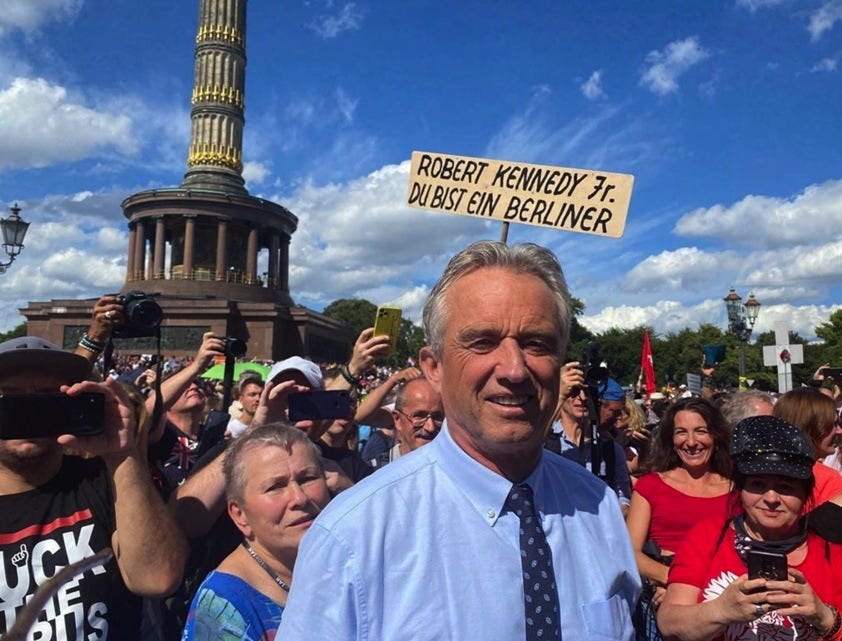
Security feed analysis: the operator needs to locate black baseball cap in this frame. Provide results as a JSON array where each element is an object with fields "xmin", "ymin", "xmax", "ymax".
[
  {"xmin": 0, "ymin": 336, "xmax": 91, "ymax": 383},
  {"xmin": 730, "ymin": 415, "xmax": 815, "ymax": 480}
]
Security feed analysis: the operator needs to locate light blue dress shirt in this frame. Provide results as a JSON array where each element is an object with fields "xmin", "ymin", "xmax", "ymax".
[{"xmin": 279, "ymin": 423, "xmax": 641, "ymax": 641}]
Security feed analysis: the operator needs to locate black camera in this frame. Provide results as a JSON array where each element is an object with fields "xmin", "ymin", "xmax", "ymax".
[
  {"xmin": 225, "ymin": 337, "xmax": 247, "ymax": 358},
  {"xmin": 584, "ymin": 341, "xmax": 608, "ymax": 389},
  {"xmin": 114, "ymin": 291, "xmax": 163, "ymax": 338}
]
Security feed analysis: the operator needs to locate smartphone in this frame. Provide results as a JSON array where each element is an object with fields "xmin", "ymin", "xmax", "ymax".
[
  {"xmin": 703, "ymin": 344, "xmax": 726, "ymax": 367},
  {"xmin": 0, "ymin": 393, "xmax": 105, "ymax": 439},
  {"xmin": 747, "ymin": 550, "xmax": 788, "ymax": 581},
  {"xmin": 373, "ymin": 306, "xmax": 402, "ymax": 351},
  {"xmin": 822, "ymin": 367, "xmax": 842, "ymax": 379},
  {"xmin": 288, "ymin": 390, "xmax": 352, "ymax": 422}
]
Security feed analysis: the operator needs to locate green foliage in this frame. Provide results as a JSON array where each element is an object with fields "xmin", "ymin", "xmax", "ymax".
[
  {"xmin": 322, "ymin": 298, "xmax": 378, "ymax": 338},
  {"xmin": 322, "ymin": 296, "xmax": 842, "ymax": 390},
  {"xmin": 0, "ymin": 322, "xmax": 26, "ymax": 343},
  {"xmin": 322, "ymin": 298, "xmax": 425, "ymax": 368}
]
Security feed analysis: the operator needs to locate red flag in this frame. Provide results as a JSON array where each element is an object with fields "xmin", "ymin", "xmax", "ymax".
[{"xmin": 641, "ymin": 331, "xmax": 656, "ymax": 395}]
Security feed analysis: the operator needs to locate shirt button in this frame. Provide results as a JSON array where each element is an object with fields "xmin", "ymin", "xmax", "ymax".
[{"xmin": 486, "ymin": 509, "xmax": 496, "ymax": 519}]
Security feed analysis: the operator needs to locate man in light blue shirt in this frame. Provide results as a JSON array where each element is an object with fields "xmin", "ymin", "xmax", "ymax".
[{"xmin": 279, "ymin": 241, "xmax": 641, "ymax": 640}]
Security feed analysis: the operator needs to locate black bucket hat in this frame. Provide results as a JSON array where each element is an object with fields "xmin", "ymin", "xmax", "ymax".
[{"xmin": 730, "ymin": 415, "xmax": 815, "ymax": 480}]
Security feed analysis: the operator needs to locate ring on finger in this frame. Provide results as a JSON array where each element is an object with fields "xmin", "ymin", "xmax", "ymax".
[
  {"xmin": 105, "ymin": 310, "xmax": 115, "ymax": 320},
  {"xmin": 754, "ymin": 604, "xmax": 764, "ymax": 617}
]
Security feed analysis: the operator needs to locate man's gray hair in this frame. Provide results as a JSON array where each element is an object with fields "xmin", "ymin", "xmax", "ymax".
[
  {"xmin": 223, "ymin": 422, "xmax": 324, "ymax": 504},
  {"xmin": 422, "ymin": 241, "xmax": 571, "ymax": 357},
  {"xmin": 721, "ymin": 390, "xmax": 776, "ymax": 428}
]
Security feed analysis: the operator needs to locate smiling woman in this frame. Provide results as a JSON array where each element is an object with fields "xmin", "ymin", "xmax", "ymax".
[
  {"xmin": 181, "ymin": 423, "xmax": 331, "ymax": 641},
  {"xmin": 626, "ymin": 397, "xmax": 736, "ymax": 641},
  {"xmin": 657, "ymin": 416, "xmax": 842, "ymax": 641}
]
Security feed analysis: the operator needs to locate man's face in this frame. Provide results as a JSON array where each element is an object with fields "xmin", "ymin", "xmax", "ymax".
[
  {"xmin": 420, "ymin": 267, "xmax": 563, "ymax": 476},
  {"xmin": 170, "ymin": 380, "xmax": 206, "ymax": 414},
  {"xmin": 239, "ymin": 382, "xmax": 263, "ymax": 418},
  {"xmin": 324, "ymin": 398, "xmax": 359, "ymax": 441},
  {"xmin": 0, "ymin": 371, "xmax": 68, "ymax": 464},
  {"xmin": 392, "ymin": 379, "xmax": 444, "ymax": 452},
  {"xmin": 561, "ymin": 387, "xmax": 588, "ymax": 421},
  {"xmin": 599, "ymin": 399, "xmax": 624, "ymax": 430}
]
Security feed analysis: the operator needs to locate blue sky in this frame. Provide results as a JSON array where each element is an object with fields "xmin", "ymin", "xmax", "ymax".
[{"xmin": 0, "ymin": 0, "xmax": 840, "ymax": 344}]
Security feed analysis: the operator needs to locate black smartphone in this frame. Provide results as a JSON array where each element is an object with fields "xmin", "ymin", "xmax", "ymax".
[
  {"xmin": 822, "ymin": 367, "xmax": 842, "ymax": 379},
  {"xmin": 0, "ymin": 393, "xmax": 105, "ymax": 439},
  {"xmin": 288, "ymin": 390, "xmax": 352, "ymax": 422},
  {"xmin": 747, "ymin": 550, "xmax": 788, "ymax": 581}
]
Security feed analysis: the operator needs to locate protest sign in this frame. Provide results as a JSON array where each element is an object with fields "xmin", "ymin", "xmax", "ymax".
[{"xmin": 407, "ymin": 151, "xmax": 634, "ymax": 238}]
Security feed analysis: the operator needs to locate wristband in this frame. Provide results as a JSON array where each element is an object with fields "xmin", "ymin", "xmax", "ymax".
[
  {"xmin": 340, "ymin": 364, "xmax": 360, "ymax": 386},
  {"xmin": 79, "ymin": 334, "xmax": 106, "ymax": 353}
]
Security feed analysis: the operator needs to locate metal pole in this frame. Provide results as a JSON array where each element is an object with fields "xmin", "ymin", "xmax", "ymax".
[
  {"xmin": 499, "ymin": 222, "xmax": 509, "ymax": 244},
  {"xmin": 738, "ymin": 339, "xmax": 746, "ymax": 390}
]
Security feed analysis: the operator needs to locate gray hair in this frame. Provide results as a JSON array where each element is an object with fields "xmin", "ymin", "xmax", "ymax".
[
  {"xmin": 223, "ymin": 422, "xmax": 323, "ymax": 505},
  {"xmin": 721, "ymin": 390, "xmax": 776, "ymax": 428},
  {"xmin": 422, "ymin": 241, "xmax": 571, "ymax": 357}
]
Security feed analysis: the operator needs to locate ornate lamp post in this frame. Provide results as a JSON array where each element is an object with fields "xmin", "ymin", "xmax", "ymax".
[
  {"xmin": 0, "ymin": 204, "xmax": 30, "ymax": 275},
  {"xmin": 723, "ymin": 288, "xmax": 761, "ymax": 389}
]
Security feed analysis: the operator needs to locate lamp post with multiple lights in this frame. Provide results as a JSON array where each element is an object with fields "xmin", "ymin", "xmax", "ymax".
[
  {"xmin": 0, "ymin": 204, "xmax": 30, "ymax": 275},
  {"xmin": 723, "ymin": 288, "xmax": 761, "ymax": 390}
]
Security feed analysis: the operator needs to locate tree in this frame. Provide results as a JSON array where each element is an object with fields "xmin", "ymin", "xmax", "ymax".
[
  {"xmin": 322, "ymin": 299, "xmax": 378, "ymax": 339},
  {"xmin": 322, "ymin": 298, "xmax": 425, "ymax": 368},
  {"xmin": 0, "ymin": 322, "xmax": 26, "ymax": 343}
]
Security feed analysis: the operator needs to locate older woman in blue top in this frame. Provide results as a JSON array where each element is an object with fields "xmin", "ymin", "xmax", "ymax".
[{"xmin": 182, "ymin": 423, "xmax": 331, "ymax": 641}]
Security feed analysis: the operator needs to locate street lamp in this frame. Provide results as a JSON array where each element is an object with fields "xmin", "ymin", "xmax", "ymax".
[
  {"xmin": 0, "ymin": 203, "xmax": 30, "ymax": 274},
  {"xmin": 723, "ymin": 288, "xmax": 761, "ymax": 389}
]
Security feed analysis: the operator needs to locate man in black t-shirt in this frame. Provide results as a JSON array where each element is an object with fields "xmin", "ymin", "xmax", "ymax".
[{"xmin": 0, "ymin": 337, "xmax": 187, "ymax": 641}]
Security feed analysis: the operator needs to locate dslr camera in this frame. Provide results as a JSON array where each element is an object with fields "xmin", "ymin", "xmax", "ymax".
[
  {"xmin": 113, "ymin": 291, "xmax": 163, "ymax": 338},
  {"xmin": 224, "ymin": 337, "xmax": 247, "ymax": 358}
]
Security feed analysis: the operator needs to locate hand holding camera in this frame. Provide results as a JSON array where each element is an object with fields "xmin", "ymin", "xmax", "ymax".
[{"xmin": 56, "ymin": 379, "xmax": 139, "ymax": 463}]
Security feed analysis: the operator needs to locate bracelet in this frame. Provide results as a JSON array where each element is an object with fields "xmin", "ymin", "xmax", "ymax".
[
  {"xmin": 340, "ymin": 364, "xmax": 360, "ymax": 386},
  {"xmin": 77, "ymin": 341, "xmax": 101, "ymax": 355},
  {"xmin": 78, "ymin": 334, "xmax": 106, "ymax": 353},
  {"xmin": 819, "ymin": 605, "xmax": 842, "ymax": 640}
]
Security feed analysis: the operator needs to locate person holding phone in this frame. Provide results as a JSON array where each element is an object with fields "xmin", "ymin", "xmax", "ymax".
[{"xmin": 657, "ymin": 416, "xmax": 842, "ymax": 641}]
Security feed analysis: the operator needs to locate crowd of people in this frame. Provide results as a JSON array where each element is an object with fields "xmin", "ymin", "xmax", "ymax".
[{"xmin": 0, "ymin": 239, "xmax": 841, "ymax": 641}]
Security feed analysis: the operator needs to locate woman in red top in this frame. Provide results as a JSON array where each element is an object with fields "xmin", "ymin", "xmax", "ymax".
[
  {"xmin": 627, "ymin": 397, "xmax": 735, "ymax": 640},
  {"xmin": 773, "ymin": 387, "xmax": 842, "ymax": 506},
  {"xmin": 658, "ymin": 415, "xmax": 842, "ymax": 641}
]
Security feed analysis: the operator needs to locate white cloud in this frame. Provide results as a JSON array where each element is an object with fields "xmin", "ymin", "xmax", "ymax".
[
  {"xmin": 811, "ymin": 57, "xmax": 838, "ymax": 72},
  {"xmin": 580, "ymin": 70, "xmax": 605, "ymax": 100},
  {"xmin": 283, "ymin": 160, "xmax": 487, "ymax": 308},
  {"xmin": 0, "ymin": 0, "xmax": 82, "ymax": 34},
  {"xmin": 580, "ymin": 298, "xmax": 835, "ymax": 343},
  {"xmin": 736, "ymin": 0, "xmax": 789, "ymax": 11},
  {"xmin": 243, "ymin": 161, "xmax": 271, "ymax": 185},
  {"xmin": 335, "ymin": 87, "xmax": 358, "ymax": 123},
  {"xmin": 808, "ymin": 0, "xmax": 842, "ymax": 41},
  {"xmin": 674, "ymin": 178, "xmax": 842, "ymax": 248},
  {"xmin": 484, "ymin": 92, "xmax": 657, "ymax": 170},
  {"xmin": 310, "ymin": 3, "xmax": 363, "ymax": 39},
  {"xmin": 640, "ymin": 37, "xmax": 710, "ymax": 96},
  {"xmin": 0, "ymin": 77, "xmax": 135, "ymax": 170},
  {"xmin": 623, "ymin": 247, "xmax": 740, "ymax": 293}
]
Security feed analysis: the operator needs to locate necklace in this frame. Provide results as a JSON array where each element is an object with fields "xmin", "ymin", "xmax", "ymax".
[{"xmin": 241, "ymin": 541, "xmax": 290, "ymax": 592}]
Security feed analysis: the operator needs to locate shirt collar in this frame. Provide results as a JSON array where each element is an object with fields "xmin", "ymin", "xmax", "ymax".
[{"xmin": 429, "ymin": 420, "xmax": 544, "ymax": 526}]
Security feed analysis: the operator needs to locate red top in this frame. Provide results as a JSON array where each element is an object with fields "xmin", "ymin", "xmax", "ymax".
[
  {"xmin": 669, "ymin": 516, "xmax": 842, "ymax": 641},
  {"xmin": 633, "ymin": 472, "xmax": 736, "ymax": 553},
  {"xmin": 811, "ymin": 462, "xmax": 842, "ymax": 508}
]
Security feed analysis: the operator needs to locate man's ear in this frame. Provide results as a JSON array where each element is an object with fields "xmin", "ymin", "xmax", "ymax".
[
  {"xmin": 228, "ymin": 500, "xmax": 253, "ymax": 539},
  {"xmin": 419, "ymin": 346, "xmax": 442, "ymax": 393}
]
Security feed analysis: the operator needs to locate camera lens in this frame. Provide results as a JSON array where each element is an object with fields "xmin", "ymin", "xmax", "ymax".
[
  {"xmin": 226, "ymin": 338, "xmax": 247, "ymax": 358},
  {"xmin": 127, "ymin": 298, "xmax": 163, "ymax": 329}
]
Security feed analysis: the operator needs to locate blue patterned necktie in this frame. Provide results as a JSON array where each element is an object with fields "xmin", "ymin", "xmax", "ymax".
[{"xmin": 506, "ymin": 483, "xmax": 561, "ymax": 641}]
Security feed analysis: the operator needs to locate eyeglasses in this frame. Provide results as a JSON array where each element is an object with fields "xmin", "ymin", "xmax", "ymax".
[{"xmin": 395, "ymin": 409, "xmax": 445, "ymax": 429}]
